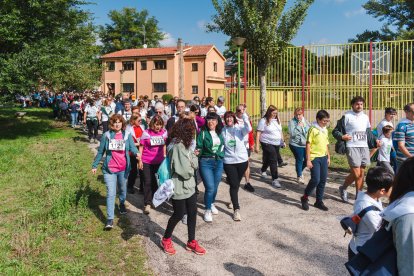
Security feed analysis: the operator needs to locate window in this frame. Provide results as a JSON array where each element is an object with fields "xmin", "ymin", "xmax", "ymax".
[
  {"xmin": 213, "ymin": 62, "xmax": 218, "ymax": 72},
  {"xmin": 141, "ymin": 60, "xmax": 147, "ymax": 70},
  {"xmin": 192, "ymin": 86, "xmax": 198, "ymax": 94},
  {"xmin": 154, "ymin": 60, "xmax": 167, "ymax": 70},
  {"xmin": 153, "ymin": 83, "xmax": 167, "ymax": 92},
  {"xmin": 122, "ymin": 61, "xmax": 134, "ymax": 71},
  {"xmin": 106, "ymin": 61, "xmax": 115, "ymax": 71},
  {"xmin": 122, "ymin": 83, "xmax": 134, "ymax": 93},
  {"xmin": 192, "ymin": 63, "xmax": 198, "ymax": 71}
]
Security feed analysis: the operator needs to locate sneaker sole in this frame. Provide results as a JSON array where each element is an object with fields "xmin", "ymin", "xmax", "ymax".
[
  {"xmin": 160, "ymin": 241, "xmax": 176, "ymax": 255},
  {"xmin": 104, "ymin": 225, "xmax": 113, "ymax": 230},
  {"xmin": 185, "ymin": 246, "xmax": 206, "ymax": 255}
]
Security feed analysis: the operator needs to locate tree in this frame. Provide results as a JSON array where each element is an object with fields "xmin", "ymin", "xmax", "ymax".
[
  {"xmin": 0, "ymin": 0, "xmax": 101, "ymax": 94},
  {"xmin": 222, "ymin": 39, "xmax": 246, "ymax": 88},
  {"xmin": 207, "ymin": 0, "xmax": 314, "ymax": 115},
  {"xmin": 99, "ymin": 8, "xmax": 165, "ymax": 54},
  {"xmin": 350, "ymin": 0, "xmax": 414, "ymax": 42}
]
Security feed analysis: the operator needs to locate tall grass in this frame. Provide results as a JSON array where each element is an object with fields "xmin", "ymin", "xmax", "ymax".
[{"xmin": 0, "ymin": 108, "xmax": 149, "ymax": 275}]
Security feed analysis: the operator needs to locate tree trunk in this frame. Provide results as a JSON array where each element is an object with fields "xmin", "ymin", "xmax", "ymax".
[{"xmin": 258, "ymin": 65, "xmax": 267, "ymax": 116}]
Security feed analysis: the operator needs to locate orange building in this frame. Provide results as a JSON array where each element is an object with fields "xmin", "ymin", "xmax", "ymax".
[{"xmin": 100, "ymin": 44, "xmax": 226, "ymax": 99}]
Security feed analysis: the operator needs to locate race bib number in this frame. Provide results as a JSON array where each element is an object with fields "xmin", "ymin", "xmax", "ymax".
[
  {"xmin": 352, "ymin": 131, "xmax": 367, "ymax": 142},
  {"xmin": 150, "ymin": 136, "xmax": 165, "ymax": 146},
  {"xmin": 108, "ymin": 139, "xmax": 125, "ymax": 151}
]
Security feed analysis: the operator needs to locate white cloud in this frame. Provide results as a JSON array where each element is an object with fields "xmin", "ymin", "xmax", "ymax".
[
  {"xmin": 160, "ymin": 32, "xmax": 176, "ymax": 47},
  {"xmin": 344, "ymin": 8, "xmax": 365, "ymax": 18},
  {"xmin": 197, "ymin": 20, "xmax": 207, "ymax": 31}
]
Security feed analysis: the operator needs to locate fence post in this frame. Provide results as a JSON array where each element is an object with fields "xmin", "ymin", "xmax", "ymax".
[
  {"xmin": 369, "ymin": 41, "xmax": 373, "ymax": 125},
  {"xmin": 244, "ymin": 49, "xmax": 247, "ymax": 104},
  {"xmin": 301, "ymin": 46, "xmax": 305, "ymax": 113}
]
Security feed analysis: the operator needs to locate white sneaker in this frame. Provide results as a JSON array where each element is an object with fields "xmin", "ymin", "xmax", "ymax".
[
  {"xmin": 204, "ymin": 210, "xmax": 213, "ymax": 222},
  {"xmin": 233, "ymin": 209, "xmax": 241, "ymax": 221},
  {"xmin": 271, "ymin": 179, "xmax": 282, "ymax": 188},
  {"xmin": 211, "ymin": 204, "xmax": 219, "ymax": 215},
  {"xmin": 181, "ymin": 214, "xmax": 187, "ymax": 225},
  {"xmin": 261, "ymin": 171, "xmax": 270, "ymax": 178},
  {"xmin": 297, "ymin": 175, "xmax": 305, "ymax": 184}
]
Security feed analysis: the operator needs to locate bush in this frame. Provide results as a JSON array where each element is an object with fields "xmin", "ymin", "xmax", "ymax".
[{"xmin": 161, "ymin": 94, "xmax": 173, "ymax": 103}]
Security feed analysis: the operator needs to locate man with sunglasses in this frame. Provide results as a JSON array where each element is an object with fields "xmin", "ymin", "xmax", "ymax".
[{"xmin": 166, "ymin": 99, "xmax": 186, "ymax": 132}]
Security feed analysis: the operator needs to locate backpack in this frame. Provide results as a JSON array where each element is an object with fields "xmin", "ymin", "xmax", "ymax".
[
  {"xmin": 340, "ymin": 205, "xmax": 380, "ymax": 237},
  {"xmin": 333, "ymin": 116, "xmax": 347, "ymax": 154}
]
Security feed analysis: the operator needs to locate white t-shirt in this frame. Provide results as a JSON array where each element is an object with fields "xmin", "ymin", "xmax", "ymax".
[
  {"xmin": 140, "ymin": 109, "xmax": 147, "ymax": 120},
  {"xmin": 344, "ymin": 111, "xmax": 371, "ymax": 148},
  {"xmin": 210, "ymin": 131, "xmax": 221, "ymax": 153},
  {"xmin": 376, "ymin": 119, "xmax": 393, "ymax": 137},
  {"xmin": 101, "ymin": 106, "xmax": 113, "ymax": 122},
  {"xmin": 257, "ymin": 118, "xmax": 282, "ymax": 145},
  {"xmin": 85, "ymin": 105, "xmax": 99, "ymax": 118},
  {"xmin": 110, "ymin": 102, "xmax": 116, "ymax": 111},
  {"xmin": 215, "ymin": 105, "xmax": 226, "ymax": 118},
  {"xmin": 118, "ymin": 110, "xmax": 132, "ymax": 121},
  {"xmin": 378, "ymin": 136, "xmax": 393, "ymax": 162},
  {"xmin": 200, "ymin": 107, "xmax": 207, "ymax": 117}
]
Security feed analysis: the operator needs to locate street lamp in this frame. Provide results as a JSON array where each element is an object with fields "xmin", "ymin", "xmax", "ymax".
[{"xmin": 232, "ymin": 37, "xmax": 246, "ymax": 103}]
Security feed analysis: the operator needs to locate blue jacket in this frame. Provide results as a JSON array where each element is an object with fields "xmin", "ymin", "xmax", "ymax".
[{"xmin": 92, "ymin": 130, "xmax": 139, "ymax": 178}]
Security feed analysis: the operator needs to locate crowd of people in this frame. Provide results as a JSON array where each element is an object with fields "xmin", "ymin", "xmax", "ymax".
[{"xmin": 86, "ymin": 93, "xmax": 414, "ymax": 273}]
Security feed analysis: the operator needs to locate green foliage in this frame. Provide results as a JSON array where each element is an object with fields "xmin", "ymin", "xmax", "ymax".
[
  {"xmin": 351, "ymin": 0, "xmax": 414, "ymax": 42},
  {"xmin": 99, "ymin": 7, "xmax": 165, "ymax": 54},
  {"xmin": 207, "ymin": 0, "xmax": 314, "ymax": 114},
  {"xmin": 0, "ymin": 108, "xmax": 149, "ymax": 274},
  {"xmin": 162, "ymin": 94, "xmax": 174, "ymax": 103},
  {"xmin": 0, "ymin": 0, "xmax": 101, "ymax": 94}
]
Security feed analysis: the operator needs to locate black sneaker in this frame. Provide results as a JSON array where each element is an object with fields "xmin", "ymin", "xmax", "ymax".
[
  {"xmin": 278, "ymin": 162, "xmax": 288, "ymax": 167},
  {"xmin": 301, "ymin": 196, "xmax": 309, "ymax": 211},
  {"xmin": 119, "ymin": 203, "xmax": 127, "ymax": 215},
  {"xmin": 104, "ymin": 219, "xmax": 113, "ymax": 230},
  {"xmin": 244, "ymin": 183, "xmax": 255, "ymax": 193},
  {"xmin": 314, "ymin": 201, "xmax": 329, "ymax": 211}
]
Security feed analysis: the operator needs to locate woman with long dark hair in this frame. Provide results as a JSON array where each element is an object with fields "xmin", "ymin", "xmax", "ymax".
[
  {"xmin": 382, "ymin": 157, "xmax": 414, "ymax": 275},
  {"xmin": 196, "ymin": 112, "xmax": 224, "ymax": 222},
  {"xmin": 161, "ymin": 115, "xmax": 206, "ymax": 255},
  {"xmin": 255, "ymin": 105, "xmax": 283, "ymax": 188}
]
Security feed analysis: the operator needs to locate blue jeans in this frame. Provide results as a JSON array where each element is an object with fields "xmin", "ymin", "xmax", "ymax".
[
  {"xmin": 304, "ymin": 156, "xmax": 328, "ymax": 202},
  {"xmin": 70, "ymin": 112, "xmax": 78, "ymax": 127},
  {"xmin": 103, "ymin": 171, "xmax": 127, "ymax": 220},
  {"xmin": 199, "ymin": 157, "xmax": 223, "ymax": 210},
  {"xmin": 289, "ymin": 144, "xmax": 306, "ymax": 177}
]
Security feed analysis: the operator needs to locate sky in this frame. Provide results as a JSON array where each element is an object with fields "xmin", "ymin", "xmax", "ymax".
[{"xmin": 85, "ymin": 0, "xmax": 384, "ymax": 52}]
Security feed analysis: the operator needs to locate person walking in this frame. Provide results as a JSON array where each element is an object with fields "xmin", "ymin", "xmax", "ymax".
[
  {"xmin": 138, "ymin": 115, "xmax": 168, "ymax": 214},
  {"xmin": 196, "ymin": 112, "xmax": 224, "ymax": 223},
  {"xmin": 84, "ymin": 98, "xmax": 100, "ymax": 143},
  {"xmin": 126, "ymin": 115, "xmax": 144, "ymax": 194},
  {"xmin": 161, "ymin": 117, "xmax": 206, "ymax": 256},
  {"xmin": 91, "ymin": 114, "xmax": 139, "ymax": 229},
  {"xmin": 222, "ymin": 111, "xmax": 252, "ymax": 221},
  {"xmin": 288, "ymin": 107, "xmax": 311, "ymax": 184},
  {"xmin": 255, "ymin": 105, "xmax": 283, "ymax": 188},
  {"xmin": 69, "ymin": 99, "xmax": 80, "ymax": 128},
  {"xmin": 101, "ymin": 98, "xmax": 114, "ymax": 133},
  {"xmin": 394, "ymin": 103, "xmax": 414, "ymax": 168},
  {"xmin": 300, "ymin": 110, "xmax": 331, "ymax": 211}
]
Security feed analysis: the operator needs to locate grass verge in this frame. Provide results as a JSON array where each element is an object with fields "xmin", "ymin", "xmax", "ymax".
[{"xmin": 0, "ymin": 108, "xmax": 150, "ymax": 275}]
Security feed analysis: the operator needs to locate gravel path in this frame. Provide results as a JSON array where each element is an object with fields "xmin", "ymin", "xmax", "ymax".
[{"xmin": 123, "ymin": 153, "xmax": 355, "ymax": 276}]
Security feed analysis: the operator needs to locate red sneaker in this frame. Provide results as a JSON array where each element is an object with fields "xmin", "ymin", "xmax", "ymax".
[
  {"xmin": 161, "ymin": 238, "xmax": 176, "ymax": 255},
  {"xmin": 186, "ymin": 240, "xmax": 206, "ymax": 255}
]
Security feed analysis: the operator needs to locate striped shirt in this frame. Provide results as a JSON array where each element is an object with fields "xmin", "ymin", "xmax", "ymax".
[{"xmin": 393, "ymin": 118, "xmax": 414, "ymax": 162}]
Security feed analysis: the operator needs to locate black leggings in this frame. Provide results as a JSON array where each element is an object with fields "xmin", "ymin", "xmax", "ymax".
[
  {"xmin": 128, "ymin": 156, "xmax": 138, "ymax": 190},
  {"xmin": 143, "ymin": 163, "xmax": 160, "ymax": 205},
  {"xmin": 86, "ymin": 119, "xmax": 98, "ymax": 139},
  {"xmin": 164, "ymin": 193, "xmax": 197, "ymax": 242},
  {"xmin": 224, "ymin": 162, "xmax": 248, "ymax": 210},
  {"xmin": 261, "ymin": 142, "xmax": 279, "ymax": 180}
]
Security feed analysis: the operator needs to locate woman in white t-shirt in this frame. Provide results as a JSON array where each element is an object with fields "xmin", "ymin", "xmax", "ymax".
[
  {"xmin": 101, "ymin": 99, "xmax": 114, "ymax": 133},
  {"xmin": 83, "ymin": 98, "xmax": 101, "ymax": 143},
  {"xmin": 255, "ymin": 105, "xmax": 283, "ymax": 188}
]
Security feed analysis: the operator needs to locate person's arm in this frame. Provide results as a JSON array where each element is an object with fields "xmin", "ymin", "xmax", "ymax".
[
  {"xmin": 128, "ymin": 134, "xmax": 139, "ymax": 156},
  {"xmin": 240, "ymin": 113, "xmax": 252, "ymax": 135},
  {"xmin": 255, "ymin": 131, "xmax": 261, "ymax": 153},
  {"xmin": 327, "ymin": 144, "xmax": 330, "ymax": 166},
  {"xmin": 92, "ymin": 135, "xmax": 107, "ymax": 170},
  {"xmin": 393, "ymin": 214, "xmax": 414, "ymax": 276},
  {"xmin": 398, "ymin": 141, "xmax": 413, "ymax": 158},
  {"xmin": 83, "ymin": 108, "xmax": 87, "ymax": 123},
  {"xmin": 138, "ymin": 144, "xmax": 144, "ymax": 169},
  {"xmin": 306, "ymin": 142, "xmax": 313, "ymax": 169}
]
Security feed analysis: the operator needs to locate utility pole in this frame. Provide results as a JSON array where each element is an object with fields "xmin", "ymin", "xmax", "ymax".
[{"xmin": 178, "ymin": 38, "xmax": 184, "ymax": 99}]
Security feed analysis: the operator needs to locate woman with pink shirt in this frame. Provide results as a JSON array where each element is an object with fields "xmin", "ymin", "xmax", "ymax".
[
  {"xmin": 91, "ymin": 114, "xmax": 139, "ymax": 230},
  {"xmin": 139, "ymin": 115, "xmax": 168, "ymax": 214}
]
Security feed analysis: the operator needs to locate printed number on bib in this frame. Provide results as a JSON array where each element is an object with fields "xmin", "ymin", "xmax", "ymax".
[
  {"xmin": 109, "ymin": 139, "xmax": 125, "ymax": 151},
  {"xmin": 150, "ymin": 136, "xmax": 165, "ymax": 146},
  {"xmin": 352, "ymin": 131, "xmax": 367, "ymax": 141}
]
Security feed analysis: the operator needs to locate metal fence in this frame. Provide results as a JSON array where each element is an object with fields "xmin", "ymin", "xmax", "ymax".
[{"xmin": 211, "ymin": 40, "xmax": 414, "ymax": 127}]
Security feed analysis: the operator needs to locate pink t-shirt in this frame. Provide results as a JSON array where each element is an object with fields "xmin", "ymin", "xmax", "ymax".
[
  {"xmin": 140, "ymin": 128, "xmax": 167, "ymax": 164},
  {"xmin": 108, "ymin": 132, "xmax": 127, "ymax": 172}
]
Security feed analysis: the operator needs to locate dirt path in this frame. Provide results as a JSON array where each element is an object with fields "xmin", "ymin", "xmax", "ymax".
[{"xmin": 122, "ymin": 152, "xmax": 355, "ymax": 276}]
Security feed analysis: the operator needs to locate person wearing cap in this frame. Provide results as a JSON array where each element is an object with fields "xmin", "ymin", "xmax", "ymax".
[
  {"xmin": 215, "ymin": 96, "xmax": 226, "ymax": 118},
  {"xmin": 131, "ymin": 95, "xmax": 138, "ymax": 107}
]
